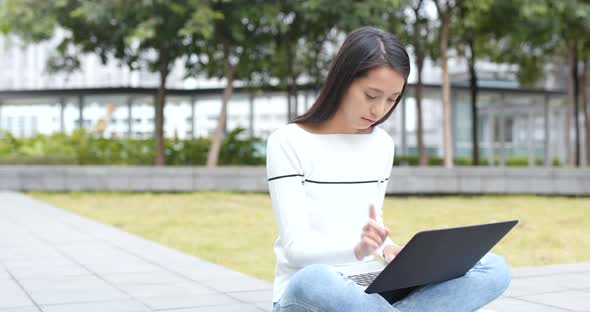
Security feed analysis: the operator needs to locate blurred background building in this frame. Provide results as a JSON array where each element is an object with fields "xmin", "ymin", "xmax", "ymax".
[{"xmin": 0, "ymin": 26, "xmax": 585, "ymax": 166}]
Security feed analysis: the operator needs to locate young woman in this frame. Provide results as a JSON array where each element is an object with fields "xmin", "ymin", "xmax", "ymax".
[{"xmin": 266, "ymin": 26, "xmax": 510, "ymax": 312}]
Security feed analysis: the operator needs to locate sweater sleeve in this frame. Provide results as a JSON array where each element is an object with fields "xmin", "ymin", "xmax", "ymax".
[
  {"xmin": 266, "ymin": 131, "xmax": 360, "ymax": 267},
  {"xmin": 375, "ymin": 135, "xmax": 397, "ymax": 257}
]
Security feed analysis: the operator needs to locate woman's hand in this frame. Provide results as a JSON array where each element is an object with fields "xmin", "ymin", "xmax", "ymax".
[
  {"xmin": 354, "ymin": 204, "xmax": 390, "ymax": 260},
  {"xmin": 383, "ymin": 244, "xmax": 404, "ymax": 264}
]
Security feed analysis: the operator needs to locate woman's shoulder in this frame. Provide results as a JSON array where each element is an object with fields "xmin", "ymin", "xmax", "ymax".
[
  {"xmin": 267, "ymin": 124, "xmax": 293, "ymax": 143},
  {"xmin": 266, "ymin": 124, "xmax": 301, "ymax": 154},
  {"xmin": 374, "ymin": 126, "xmax": 395, "ymax": 147}
]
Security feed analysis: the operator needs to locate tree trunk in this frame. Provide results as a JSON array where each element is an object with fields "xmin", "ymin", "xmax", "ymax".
[
  {"xmin": 566, "ymin": 39, "xmax": 578, "ymax": 166},
  {"xmin": 413, "ymin": 0, "xmax": 427, "ymax": 167},
  {"xmin": 154, "ymin": 50, "xmax": 170, "ymax": 166},
  {"xmin": 467, "ymin": 34, "xmax": 479, "ymax": 166},
  {"xmin": 440, "ymin": 13, "xmax": 453, "ymax": 168},
  {"xmin": 292, "ymin": 74, "xmax": 299, "ymax": 120},
  {"xmin": 581, "ymin": 58, "xmax": 589, "ymax": 166},
  {"xmin": 286, "ymin": 44, "xmax": 295, "ymax": 121},
  {"xmin": 207, "ymin": 42, "xmax": 235, "ymax": 168},
  {"xmin": 286, "ymin": 86, "xmax": 292, "ymax": 122},
  {"xmin": 573, "ymin": 41, "xmax": 580, "ymax": 167},
  {"xmin": 416, "ymin": 56, "xmax": 427, "ymax": 166}
]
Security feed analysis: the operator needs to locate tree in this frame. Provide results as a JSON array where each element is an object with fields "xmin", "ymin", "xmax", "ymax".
[
  {"xmin": 434, "ymin": 0, "xmax": 462, "ymax": 168},
  {"xmin": 186, "ymin": 0, "xmax": 271, "ymax": 168},
  {"xmin": 266, "ymin": 0, "xmax": 403, "ymax": 122},
  {"xmin": 396, "ymin": 0, "xmax": 434, "ymax": 166},
  {"xmin": 483, "ymin": 0, "xmax": 590, "ymax": 167},
  {"xmin": 0, "ymin": 0, "xmax": 57, "ymax": 41},
  {"xmin": 454, "ymin": 0, "xmax": 495, "ymax": 166},
  {"xmin": 3, "ymin": 0, "xmax": 216, "ymax": 166},
  {"xmin": 105, "ymin": 0, "xmax": 216, "ymax": 166},
  {"xmin": 515, "ymin": 0, "xmax": 590, "ymax": 167},
  {"xmin": 580, "ymin": 39, "xmax": 590, "ymax": 165},
  {"xmin": 267, "ymin": 2, "xmax": 364, "ymax": 121}
]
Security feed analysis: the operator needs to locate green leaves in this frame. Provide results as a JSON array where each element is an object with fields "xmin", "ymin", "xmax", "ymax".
[
  {"xmin": 0, "ymin": 129, "xmax": 264, "ymax": 166},
  {"xmin": 2, "ymin": 0, "xmax": 57, "ymax": 41},
  {"xmin": 487, "ymin": 0, "xmax": 590, "ymax": 87}
]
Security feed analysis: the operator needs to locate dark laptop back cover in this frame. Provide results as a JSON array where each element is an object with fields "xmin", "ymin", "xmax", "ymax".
[{"xmin": 365, "ymin": 220, "xmax": 518, "ymax": 298}]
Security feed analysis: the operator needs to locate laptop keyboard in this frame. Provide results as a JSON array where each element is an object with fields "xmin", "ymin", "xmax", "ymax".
[{"xmin": 348, "ymin": 271, "xmax": 381, "ymax": 286}]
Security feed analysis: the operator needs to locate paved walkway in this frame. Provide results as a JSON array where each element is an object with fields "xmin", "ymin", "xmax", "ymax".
[{"xmin": 0, "ymin": 191, "xmax": 588, "ymax": 312}]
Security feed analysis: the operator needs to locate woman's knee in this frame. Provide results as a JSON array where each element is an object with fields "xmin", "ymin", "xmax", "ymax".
[
  {"xmin": 479, "ymin": 253, "xmax": 511, "ymax": 296},
  {"xmin": 283, "ymin": 264, "xmax": 346, "ymax": 306},
  {"xmin": 289, "ymin": 264, "xmax": 344, "ymax": 293}
]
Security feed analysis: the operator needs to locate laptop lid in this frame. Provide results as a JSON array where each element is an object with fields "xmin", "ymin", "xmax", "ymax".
[{"xmin": 365, "ymin": 220, "xmax": 518, "ymax": 295}]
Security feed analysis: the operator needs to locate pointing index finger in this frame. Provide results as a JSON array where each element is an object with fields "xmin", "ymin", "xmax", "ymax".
[{"xmin": 369, "ymin": 204, "xmax": 376, "ymax": 221}]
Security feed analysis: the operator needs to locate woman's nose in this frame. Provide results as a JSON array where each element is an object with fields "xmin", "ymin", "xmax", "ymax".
[{"xmin": 371, "ymin": 101, "xmax": 387, "ymax": 118}]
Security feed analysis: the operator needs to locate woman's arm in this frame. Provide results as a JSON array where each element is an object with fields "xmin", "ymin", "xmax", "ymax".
[
  {"xmin": 374, "ymin": 135, "xmax": 397, "ymax": 257},
  {"xmin": 266, "ymin": 132, "xmax": 360, "ymax": 267}
]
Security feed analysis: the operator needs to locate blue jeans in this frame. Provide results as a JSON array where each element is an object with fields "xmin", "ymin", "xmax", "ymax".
[{"xmin": 272, "ymin": 252, "xmax": 510, "ymax": 312}]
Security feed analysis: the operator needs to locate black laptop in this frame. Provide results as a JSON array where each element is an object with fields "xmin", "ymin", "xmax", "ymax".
[{"xmin": 344, "ymin": 220, "xmax": 518, "ymax": 303}]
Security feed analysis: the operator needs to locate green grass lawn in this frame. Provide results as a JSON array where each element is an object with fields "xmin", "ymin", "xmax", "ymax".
[{"xmin": 29, "ymin": 192, "xmax": 590, "ymax": 282}]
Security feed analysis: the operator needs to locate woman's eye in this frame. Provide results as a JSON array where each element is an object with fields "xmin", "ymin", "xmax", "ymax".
[{"xmin": 365, "ymin": 93, "xmax": 377, "ymax": 100}]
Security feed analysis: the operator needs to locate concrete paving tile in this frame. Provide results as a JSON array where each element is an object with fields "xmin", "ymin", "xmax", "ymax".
[
  {"xmin": 543, "ymin": 272, "xmax": 590, "ymax": 290},
  {"xmin": 482, "ymin": 297, "xmax": 570, "ymax": 311},
  {"xmin": 504, "ymin": 277, "xmax": 572, "ymax": 297},
  {"xmin": 0, "ymin": 247, "xmax": 63, "ymax": 262},
  {"xmin": 0, "ymin": 280, "xmax": 36, "ymax": 309},
  {"xmin": 117, "ymin": 282, "xmax": 216, "ymax": 298},
  {"xmin": 140, "ymin": 293, "xmax": 240, "ymax": 310},
  {"xmin": 174, "ymin": 263, "xmax": 255, "ymax": 282},
  {"xmin": 19, "ymin": 276, "xmax": 130, "ymax": 305},
  {"xmin": 27, "ymin": 226, "xmax": 94, "ymax": 244},
  {"xmin": 2, "ymin": 257, "xmax": 77, "ymax": 270},
  {"xmin": 511, "ymin": 263, "xmax": 590, "ymax": 278},
  {"xmin": 159, "ymin": 303, "xmax": 263, "ymax": 312},
  {"xmin": 82, "ymin": 262, "xmax": 161, "ymax": 275},
  {"xmin": 7, "ymin": 265, "xmax": 90, "ymax": 280},
  {"xmin": 0, "ymin": 267, "xmax": 11, "ymax": 280},
  {"xmin": 255, "ymin": 302, "xmax": 273, "ymax": 312},
  {"xmin": 0, "ymin": 307, "xmax": 41, "ymax": 312},
  {"xmin": 505, "ymin": 272, "xmax": 590, "ymax": 297},
  {"xmin": 101, "ymin": 271, "xmax": 190, "ymax": 286},
  {"xmin": 200, "ymin": 277, "xmax": 273, "ymax": 293},
  {"xmin": 0, "ymin": 236, "xmax": 42, "ymax": 249},
  {"xmin": 54, "ymin": 245, "xmax": 161, "ymax": 274},
  {"xmin": 39, "ymin": 300, "xmax": 149, "ymax": 312},
  {"xmin": 520, "ymin": 290, "xmax": 590, "ymax": 311},
  {"xmin": 227, "ymin": 290, "xmax": 273, "ymax": 303},
  {"xmin": 27, "ymin": 288, "xmax": 129, "ymax": 306},
  {"xmin": 17, "ymin": 276, "xmax": 99, "ymax": 292}
]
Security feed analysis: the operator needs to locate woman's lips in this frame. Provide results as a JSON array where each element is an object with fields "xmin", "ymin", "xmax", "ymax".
[{"xmin": 362, "ymin": 117, "xmax": 375, "ymax": 123}]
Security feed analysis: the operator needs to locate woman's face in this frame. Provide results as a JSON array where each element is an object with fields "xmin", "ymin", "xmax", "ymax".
[{"xmin": 337, "ymin": 65, "xmax": 405, "ymax": 132}]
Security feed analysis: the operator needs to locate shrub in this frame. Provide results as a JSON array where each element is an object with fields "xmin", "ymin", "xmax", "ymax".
[{"xmin": 0, "ymin": 127, "xmax": 264, "ymax": 166}]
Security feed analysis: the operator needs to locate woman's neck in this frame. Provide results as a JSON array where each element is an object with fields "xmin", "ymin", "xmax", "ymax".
[{"xmin": 301, "ymin": 115, "xmax": 372, "ymax": 134}]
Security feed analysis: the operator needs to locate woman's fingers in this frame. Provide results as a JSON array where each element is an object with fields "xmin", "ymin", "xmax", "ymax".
[
  {"xmin": 363, "ymin": 230, "xmax": 383, "ymax": 246},
  {"xmin": 369, "ymin": 204, "xmax": 377, "ymax": 220},
  {"xmin": 359, "ymin": 206, "xmax": 393, "ymax": 258},
  {"xmin": 364, "ymin": 219, "xmax": 389, "ymax": 239},
  {"xmin": 391, "ymin": 244, "xmax": 403, "ymax": 256},
  {"xmin": 362, "ymin": 236, "xmax": 380, "ymax": 250},
  {"xmin": 362, "ymin": 227, "xmax": 385, "ymax": 245},
  {"xmin": 384, "ymin": 251, "xmax": 396, "ymax": 264},
  {"xmin": 383, "ymin": 245, "xmax": 403, "ymax": 264}
]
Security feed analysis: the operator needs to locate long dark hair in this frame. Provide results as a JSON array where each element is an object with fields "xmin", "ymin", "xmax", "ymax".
[{"xmin": 291, "ymin": 26, "xmax": 410, "ymax": 127}]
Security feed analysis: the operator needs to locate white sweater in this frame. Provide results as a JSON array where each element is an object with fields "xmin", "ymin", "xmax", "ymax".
[{"xmin": 266, "ymin": 122, "xmax": 396, "ymax": 303}]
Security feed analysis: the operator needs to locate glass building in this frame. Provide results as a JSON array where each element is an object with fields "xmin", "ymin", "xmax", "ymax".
[{"xmin": 1, "ymin": 83, "xmax": 583, "ymax": 166}]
